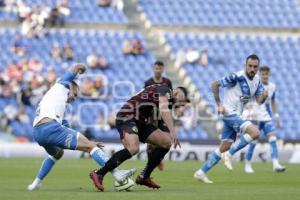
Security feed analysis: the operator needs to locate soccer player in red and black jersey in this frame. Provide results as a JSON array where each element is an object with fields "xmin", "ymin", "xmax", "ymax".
[
  {"xmin": 144, "ymin": 61, "xmax": 173, "ymax": 171},
  {"xmin": 144, "ymin": 61, "xmax": 173, "ymax": 89},
  {"xmin": 90, "ymin": 84, "xmax": 190, "ymax": 190}
]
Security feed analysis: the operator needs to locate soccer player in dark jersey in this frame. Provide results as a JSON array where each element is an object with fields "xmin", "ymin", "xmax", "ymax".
[
  {"xmin": 144, "ymin": 61, "xmax": 173, "ymax": 171},
  {"xmin": 144, "ymin": 61, "xmax": 173, "ymax": 89},
  {"xmin": 90, "ymin": 84, "xmax": 190, "ymax": 190}
]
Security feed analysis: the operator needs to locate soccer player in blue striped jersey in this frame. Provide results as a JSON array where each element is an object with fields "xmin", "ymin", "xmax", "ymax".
[
  {"xmin": 242, "ymin": 66, "xmax": 285, "ymax": 173},
  {"xmin": 27, "ymin": 63, "xmax": 135, "ymax": 191},
  {"xmin": 193, "ymin": 54, "xmax": 268, "ymax": 183}
]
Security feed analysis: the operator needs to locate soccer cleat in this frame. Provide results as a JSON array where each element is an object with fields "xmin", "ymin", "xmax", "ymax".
[
  {"xmin": 193, "ymin": 170, "xmax": 213, "ymax": 184},
  {"xmin": 135, "ymin": 175, "xmax": 161, "ymax": 189},
  {"xmin": 222, "ymin": 152, "xmax": 233, "ymax": 171},
  {"xmin": 89, "ymin": 170, "xmax": 104, "ymax": 191},
  {"xmin": 273, "ymin": 164, "xmax": 286, "ymax": 173},
  {"xmin": 113, "ymin": 168, "xmax": 136, "ymax": 183},
  {"xmin": 244, "ymin": 161, "xmax": 255, "ymax": 173},
  {"xmin": 27, "ymin": 182, "xmax": 41, "ymax": 191}
]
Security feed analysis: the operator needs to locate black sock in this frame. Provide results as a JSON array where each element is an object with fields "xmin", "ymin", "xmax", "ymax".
[
  {"xmin": 141, "ymin": 148, "xmax": 169, "ymax": 178},
  {"xmin": 96, "ymin": 148, "xmax": 132, "ymax": 177}
]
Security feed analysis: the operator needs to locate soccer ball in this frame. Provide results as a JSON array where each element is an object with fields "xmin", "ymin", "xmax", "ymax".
[{"xmin": 114, "ymin": 178, "xmax": 135, "ymax": 192}]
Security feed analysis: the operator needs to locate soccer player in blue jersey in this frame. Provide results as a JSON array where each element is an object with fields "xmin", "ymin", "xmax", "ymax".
[
  {"xmin": 27, "ymin": 63, "xmax": 135, "ymax": 191},
  {"xmin": 240, "ymin": 66, "xmax": 285, "ymax": 173},
  {"xmin": 193, "ymin": 54, "xmax": 268, "ymax": 183}
]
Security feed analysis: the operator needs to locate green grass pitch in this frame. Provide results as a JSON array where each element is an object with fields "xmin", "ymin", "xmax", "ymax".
[{"xmin": 0, "ymin": 158, "xmax": 299, "ymax": 200}]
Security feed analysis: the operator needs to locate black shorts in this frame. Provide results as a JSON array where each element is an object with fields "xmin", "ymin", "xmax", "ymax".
[
  {"xmin": 157, "ymin": 120, "xmax": 169, "ymax": 132},
  {"xmin": 116, "ymin": 119, "xmax": 158, "ymax": 143}
]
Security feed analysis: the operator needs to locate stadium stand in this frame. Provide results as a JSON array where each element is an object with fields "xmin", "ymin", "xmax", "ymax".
[
  {"xmin": 0, "ymin": 0, "xmax": 127, "ymax": 23},
  {"xmin": 0, "ymin": 0, "xmax": 299, "ymax": 142},
  {"xmin": 138, "ymin": 0, "xmax": 300, "ymax": 28}
]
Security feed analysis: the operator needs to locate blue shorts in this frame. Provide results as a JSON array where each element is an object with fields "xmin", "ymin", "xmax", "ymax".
[
  {"xmin": 221, "ymin": 114, "xmax": 252, "ymax": 142},
  {"xmin": 33, "ymin": 120, "xmax": 79, "ymax": 156},
  {"xmin": 257, "ymin": 121, "xmax": 276, "ymax": 136}
]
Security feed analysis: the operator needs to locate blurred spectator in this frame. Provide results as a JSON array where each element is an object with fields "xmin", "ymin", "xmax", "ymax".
[
  {"xmin": 49, "ymin": 0, "xmax": 70, "ymax": 27},
  {"xmin": 93, "ymin": 75, "xmax": 108, "ymax": 98},
  {"xmin": 62, "ymin": 43, "xmax": 74, "ymax": 61},
  {"xmin": 98, "ymin": 0, "xmax": 111, "ymax": 7},
  {"xmin": 17, "ymin": 1, "xmax": 31, "ymax": 22},
  {"xmin": 111, "ymin": 0, "xmax": 124, "ymax": 11},
  {"xmin": 51, "ymin": 43, "xmax": 63, "ymax": 61},
  {"xmin": 45, "ymin": 68, "xmax": 57, "ymax": 87},
  {"xmin": 28, "ymin": 58, "xmax": 43, "ymax": 72},
  {"xmin": 2, "ymin": 0, "xmax": 17, "ymax": 13},
  {"xmin": 122, "ymin": 38, "xmax": 144, "ymax": 55},
  {"xmin": 186, "ymin": 48, "xmax": 200, "ymax": 64},
  {"xmin": 4, "ymin": 105, "xmax": 18, "ymax": 121},
  {"xmin": 17, "ymin": 106, "xmax": 30, "ymax": 124},
  {"xmin": 81, "ymin": 78, "xmax": 94, "ymax": 97},
  {"xmin": 179, "ymin": 106, "xmax": 196, "ymax": 130},
  {"xmin": 30, "ymin": 75, "xmax": 47, "ymax": 105},
  {"xmin": 175, "ymin": 48, "xmax": 209, "ymax": 66},
  {"xmin": 5, "ymin": 61, "xmax": 23, "ymax": 81},
  {"xmin": 58, "ymin": 0, "xmax": 70, "ymax": 16},
  {"xmin": 86, "ymin": 53, "xmax": 108, "ymax": 69},
  {"xmin": 18, "ymin": 87, "xmax": 32, "ymax": 106},
  {"xmin": 80, "ymin": 75, "xmax": 108, "ymax": 98},
  {"xmin": 199, "ymin": 48, "xmax": 208, "ymax": 66},
  {"xmin": 11, "ymin": 35, "xmax": 26, "ymax": 56}
]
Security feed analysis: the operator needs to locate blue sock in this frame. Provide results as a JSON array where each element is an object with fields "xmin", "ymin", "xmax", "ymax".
[
  {"xmin": 37, "ymin": 156, "xmax": 56, "ymax": 180},
  {"xmin": 90, "ymin": 147, "xmax": 109, "ymax": 167},
  {"xmin": 229, "ymin": 134, "xmax": 253, "ymax": 156},
  {"xmin": 269, "ymin": 137, "xmax": 278, "ymax": 160},
  {"xmin": 246, "ymin": 141, "xmax": 257, "ymax": 161},
  {"xmin": 200, "ymin": 150, "xmax": 221, "ymax": 173}
]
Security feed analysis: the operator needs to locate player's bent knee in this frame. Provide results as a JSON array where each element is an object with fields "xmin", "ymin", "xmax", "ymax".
[
  {"xmin": 127, "ymin": 145, "xmax": 139, "ymax": 155},
  {"xmin": 54, "ymin": 149, "xmax": 64, "ymax": 160},
  {"xmin": 162, "ymin": 138, "xmax": 172, "ymax": 149},
  {"xmin": 247, "ymin": 125, "xmax": 260, "ymax": 140}
]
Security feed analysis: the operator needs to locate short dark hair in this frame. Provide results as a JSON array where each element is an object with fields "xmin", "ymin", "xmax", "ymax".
[
  {"xmin": 154, "ymin": 60, "xmax": 164, "ymax": 66},
  {"xmin": 260, "ymin": 66, "xmax": 270, "ymax": 72},
  {"xmin": 246, "ymin": 54, "xmax": 260, "ymax": 64},
  {"xmin": 176, "ymin": 86, "xmax": 190, "ymax": 103}
]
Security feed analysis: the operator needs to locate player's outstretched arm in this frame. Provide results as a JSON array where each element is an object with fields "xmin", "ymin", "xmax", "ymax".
[
  {"xmin": 58, "ymin": 63, "xmax": 86, "ymax": 88},
  {"xmin": 211, "ymin": 80, "xmax": 225, "ymax": 115},
  {"xmin": 159, "ymin": 96, "xmax": 181, "ymax": 148}
]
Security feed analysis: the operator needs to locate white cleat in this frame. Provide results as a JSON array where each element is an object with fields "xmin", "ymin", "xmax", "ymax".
[
  {"xmin": 193, "ymin": 170, "xmax": 213, "ymax": 184},
  {"xmin": 244, "ymin": 162, "xmax": 255, "ymax": 174},
  {"xmin": 273, "ymin": 164, "xmax": 286, "ymax": 173},
  {"xmin": 222, "ymin": 152, "xmax": 233, "ymax": 171},
  {"xmin": 113, "ymin": 168, "xmax": 136, "ymax": 183},
  {"xmin": 27, "ymin": 182, "xmax": 41, "ymax": 191}
]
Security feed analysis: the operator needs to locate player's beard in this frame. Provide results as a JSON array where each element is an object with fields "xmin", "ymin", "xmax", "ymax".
[{"xmin": 246, "ymin": 71, "xmax": 255, "ymax": 79}]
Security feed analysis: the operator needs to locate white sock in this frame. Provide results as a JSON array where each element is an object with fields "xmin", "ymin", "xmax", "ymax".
[
  {"xmin": 32, "ymin": 177, "xmax": 42, "ymax": 185},
  {"xmin": 272, "ymin": 159, "xmax": 279, "ymax": 166}
]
